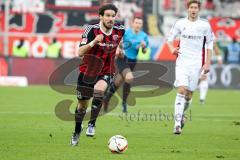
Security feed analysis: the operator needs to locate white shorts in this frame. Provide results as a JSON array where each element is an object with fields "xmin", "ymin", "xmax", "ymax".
[{"xmin": 174, "ymin": 66, "xmax": 201, "ymax": 91}]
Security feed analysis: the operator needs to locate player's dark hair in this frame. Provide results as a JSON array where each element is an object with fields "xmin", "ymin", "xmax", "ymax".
[
  {"xmin": 98, "ymin": 4, "xmax": 118, "ymax": 16},
  {"xmin": 187, "ymin": 0, "xmax": 201, "ymax": 9}
]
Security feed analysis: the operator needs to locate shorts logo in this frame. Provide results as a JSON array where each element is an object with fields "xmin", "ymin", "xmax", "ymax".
[
  {"xmin": 103, "ymin": 75, "xmax": 109, "ymax": 80},
  {"xmin": 77, "ymin": 91, "xmax": 82, "ymax": 99}
]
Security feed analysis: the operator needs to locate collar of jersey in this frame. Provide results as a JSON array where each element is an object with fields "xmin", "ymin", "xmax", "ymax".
[
  {"xmin": 186, "ymin": 16, "xmax": 200, "ymax": 23},
  {"xmin": 99, "ymin": 22, "xmax": 113, "ymax": 36}
]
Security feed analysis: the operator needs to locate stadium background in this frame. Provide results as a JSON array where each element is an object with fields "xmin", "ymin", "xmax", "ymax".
[
  {"xmin": 0, "ymin": 1, "xmax": 240, "ymax": 160},
  {"xmin": 0, "ymin": 0, "xmax": 239, "ymax": 88}
]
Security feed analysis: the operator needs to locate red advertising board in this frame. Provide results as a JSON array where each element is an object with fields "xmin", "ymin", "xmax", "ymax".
[
  {"xmin": 1, "ymin": 13, "xmax": 240, "ymax": 60},
  {"xmin": 0, "ymin": 11, "xmax": 98, "ymax": 58}
]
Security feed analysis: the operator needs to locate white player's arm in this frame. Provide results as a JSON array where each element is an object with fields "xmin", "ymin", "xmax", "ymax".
[
  {"xmin": 202, "ymin": 25, "xmax": 214, "ymax": 73},
  {"xmin": 167, "ymin": 21, "xmax": 181, "ymax": 55},
  {"xmin": 201, "ymin": 49, "xmax": 212, "ymax": 74},
  {"xmin": 78, "ymin": 34, "xmax": 104, "ymax": 57},
  {"xmin": 205, "ymin": 49, "xmax": 212, "ymax": 66},
  {"xmin": 167, "ymin": 41, "xmax": 180, "ymax": 55}
]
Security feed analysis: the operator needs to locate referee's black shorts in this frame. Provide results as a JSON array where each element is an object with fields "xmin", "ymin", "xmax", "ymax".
[{"xmin": 115, "ymin": 56, "xmax": 137, "ymax": 73}]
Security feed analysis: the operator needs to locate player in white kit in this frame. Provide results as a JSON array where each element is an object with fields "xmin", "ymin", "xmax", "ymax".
[
  {"xmin": 167, "ymin": 0, "xmax": 214, "ymax": 134},
  {"xmin": 199, "ymin": 37, "xmax": 223, "ymax": 105}
]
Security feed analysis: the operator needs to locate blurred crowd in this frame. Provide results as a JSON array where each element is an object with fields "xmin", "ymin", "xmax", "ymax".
[
  {"xmin": 0, "ymin": 0, "xmax": 240, "ymax": 63},
  {"xmin": 161, "ymin": 0, "xmax": 240, "ymax": 17}
]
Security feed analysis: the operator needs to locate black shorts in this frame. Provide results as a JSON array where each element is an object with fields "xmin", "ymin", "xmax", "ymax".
[
  {"xmin": 76, "ymin": 72, "xmax": 113, "ymax": 100},
  {"xmin": 116, "ymin": 56, "xmax": 137, "ymax": 73}
]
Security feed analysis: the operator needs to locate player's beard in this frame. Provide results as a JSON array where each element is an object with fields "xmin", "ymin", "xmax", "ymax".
[{"xmin": 103, "ymin": 21, "xmax": 113, "ymax": 30}]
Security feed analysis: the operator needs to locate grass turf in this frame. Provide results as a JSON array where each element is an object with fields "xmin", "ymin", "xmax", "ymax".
[{"xmin": 0, "ymin": 86, "xmax": 239, "ymax": 160}]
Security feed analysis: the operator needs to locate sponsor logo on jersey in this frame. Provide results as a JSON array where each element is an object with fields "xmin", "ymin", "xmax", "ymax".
[{"xmin": 182, "ymin": 35, "xmax": 203, "ymax": 40}]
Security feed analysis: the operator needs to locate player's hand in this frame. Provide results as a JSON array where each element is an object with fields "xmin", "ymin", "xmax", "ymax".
[
  {"xmin": 171, "ymin": 47, "xmax": 180, "ymax": 55},
  {"xmin": 94, "ymin": 34, "xmax": 104, "ymax": 44},
  {"xmin": 142, "ymin": 47, "xmax": 147, "ymax": 54},
  {"xmin": 201, "ymin": 63, "xmax": 210, "ymax": 74},
  {"xmin": 116, "ymin": 47, "xmax": 125, "ymax": 58},
  {"xmin": 140, "ymin": 41, "xmax": 146, "ymax": 48}
]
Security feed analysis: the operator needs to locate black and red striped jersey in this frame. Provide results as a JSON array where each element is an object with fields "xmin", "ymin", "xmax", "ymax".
[{"xmin": 79, "ymin": 23, "xmax": 125, "ymax": 76}]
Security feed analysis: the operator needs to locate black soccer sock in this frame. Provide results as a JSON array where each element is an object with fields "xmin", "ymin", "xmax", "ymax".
[
  {"xmin": 74, "ymin": 107, "xmax": 86, "ymax": 134},
  {"xmin": 88, "ymin": 96, "xmax": 103, "ymax": 126},
  {"xmin": 104, "ymin": 82, "xmax": 118, "ymax": 102},
  {"xmin": 122, "ymin": 82, "xmax": 131, "ymax": 105}
]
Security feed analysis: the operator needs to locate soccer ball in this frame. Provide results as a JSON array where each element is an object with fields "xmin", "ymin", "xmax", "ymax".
[{"xmin": 108, "ymin": 135, "xmax": 128, "ymax": 153}]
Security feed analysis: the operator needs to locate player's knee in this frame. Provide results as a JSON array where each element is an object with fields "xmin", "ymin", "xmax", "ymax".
[
  {"xmin": 93, "ymin": 89, "xmax": 105, "ymax": 98},
  {"xmin": 114, "ymin": 80, "xmax": 122, "ymax": 87},
  {"xmin": 185, "ymin": 95, "xmax": 192, "ymax": 101},
  {"xmin": 114, "ymin": 75, "xmax": 124, "ymax": 87},
  {"xmin": 125, "ymin": 72, "xmax": 134, "ymax": 84},
  {"xmin": 77, "ymin": 101, "xmax": 88, "ymax": 110},
  {"xmin": 178, "ymin": 87, "xmax": 187, "ymax": 95},
  {"xmin": 185, "ymin": 91, "xmax": 193, "ymax": 101},
  {"xmin": 94, "ymin": 80, "xmax": 108, "ymax": 96}
]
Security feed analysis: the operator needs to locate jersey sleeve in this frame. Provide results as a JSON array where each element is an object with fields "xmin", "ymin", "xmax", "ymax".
[
  {"xmin": 79, "ymin": 25, "xmax": 95, "ymax": 47},
  {"xmin": 167, "ymin": 20, "xmax": 181, "ymax": 42},
  {"xmin": 205, "ymin": 23, "xmax": 214, "ymax": 50},
  {"xmin": 120, "ymin": 25, "xmax": 125, "ymax": 37}
]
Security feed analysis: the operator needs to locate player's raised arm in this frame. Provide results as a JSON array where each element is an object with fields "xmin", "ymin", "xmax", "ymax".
[{"xmin": 78, "ymin": 26, "xmax": 104, "ymax": 57}]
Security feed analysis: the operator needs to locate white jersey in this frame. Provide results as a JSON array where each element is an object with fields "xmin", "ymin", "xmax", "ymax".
[{"xmin": 168, "ymin": 17, "xmax": 214, "ymax": 68}]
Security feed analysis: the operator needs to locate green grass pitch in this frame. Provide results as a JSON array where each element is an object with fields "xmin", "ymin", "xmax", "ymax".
[{"xmin": 0, "ymin": 86, "xmax": 240, "ymax": 160}]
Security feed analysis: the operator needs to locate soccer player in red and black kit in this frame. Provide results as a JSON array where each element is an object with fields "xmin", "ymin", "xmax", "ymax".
[{"xmin": 70, "ymin": 4, "xmax": 125, "ymax": 146}]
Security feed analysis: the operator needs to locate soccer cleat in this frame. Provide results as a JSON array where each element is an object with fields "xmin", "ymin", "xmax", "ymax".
[
  {"xmin": 200, "ymin": 99, "xmax": 205, "ymax": 105},
  {"xmin": 122, "ymin": 103, "xmax": 127, "ymax": 113},
  {"xmin": 174, "ymin": 125, "xmax": 182, "ymax": 135},
  {"xmin": 86, "ymin": 124, "xmax": 95, "ymax": 137},
  {"xmin": 70, "ymin": 126, "xmax": 83, "ymax": 146},
  {"xmin": 70, "ymin": 132, "xmax": 80, "ymax": 146}
]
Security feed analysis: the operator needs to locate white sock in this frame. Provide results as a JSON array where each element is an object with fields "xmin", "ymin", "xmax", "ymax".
[
  {"xmin": 184, "ymin": 98, "xmax": 192, "ymax": 112},
  {"xmin": 174, "ymin": 93, "xmax": 186, "ymax": 127},
  {"xmin": 199, "ymin": 79, "xmax": 209, "ymax": 101}
]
